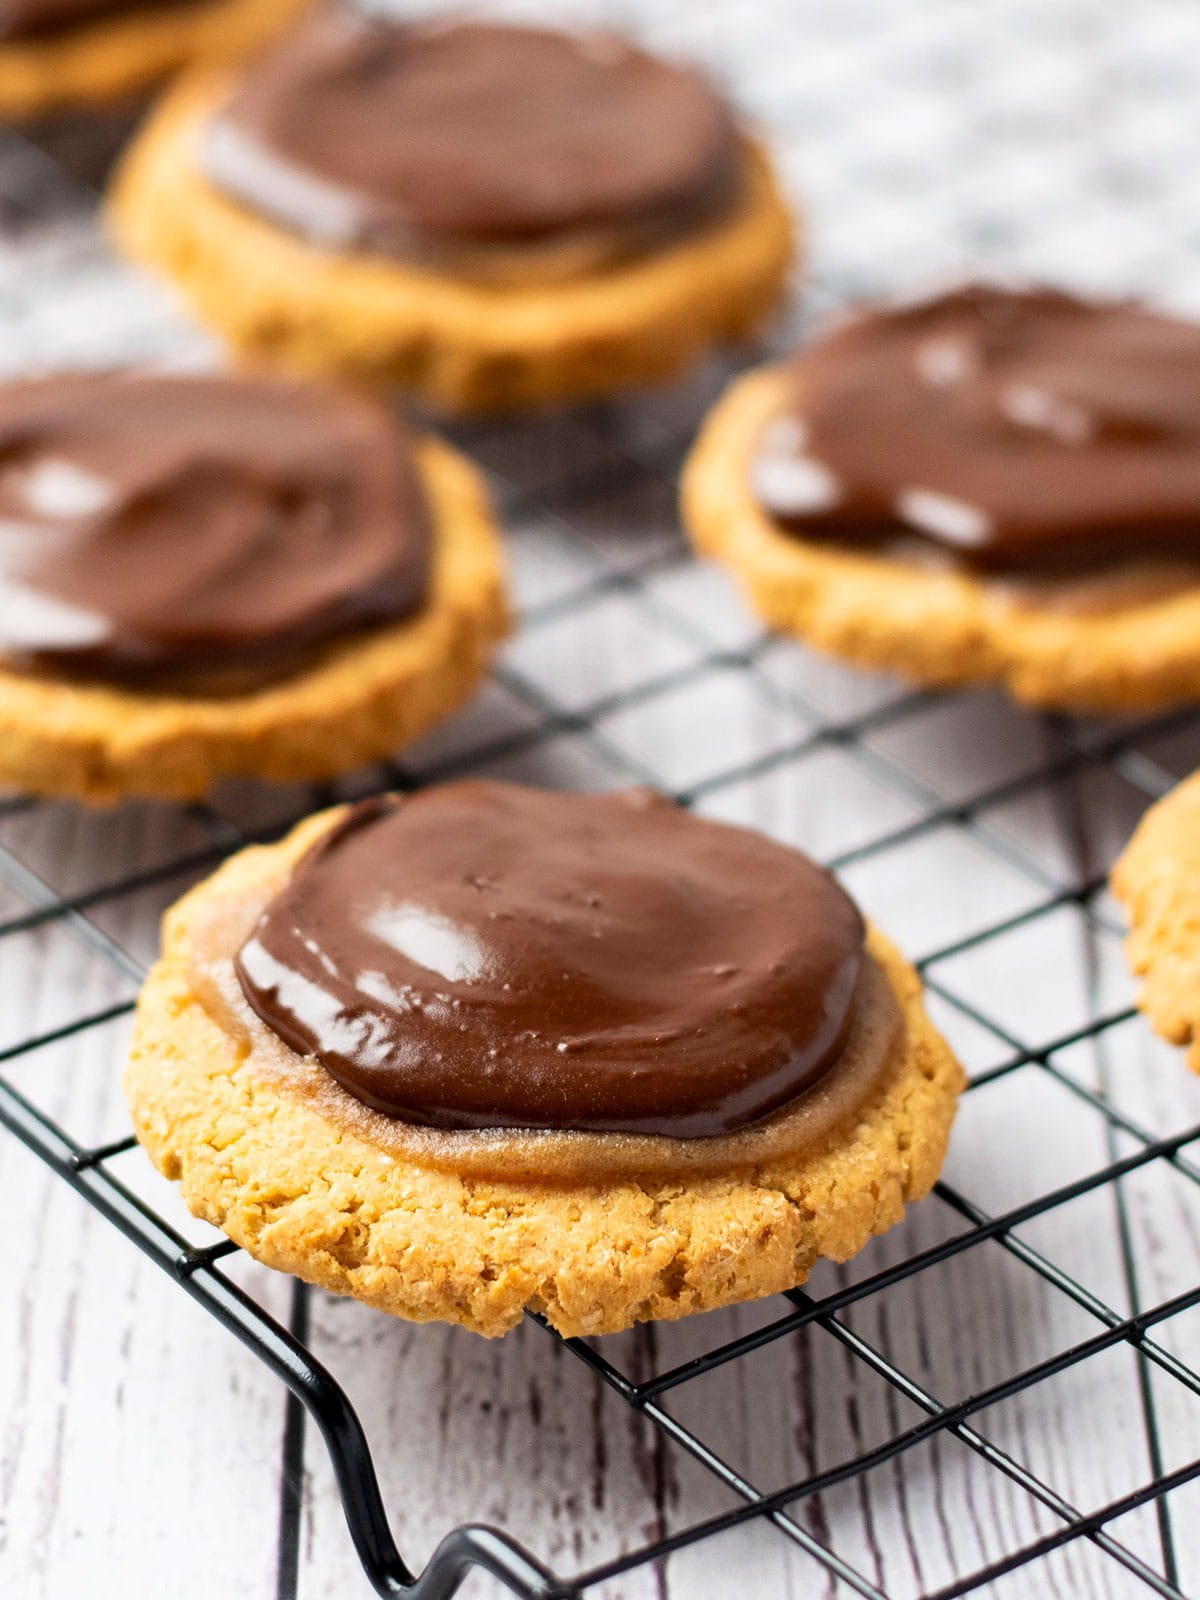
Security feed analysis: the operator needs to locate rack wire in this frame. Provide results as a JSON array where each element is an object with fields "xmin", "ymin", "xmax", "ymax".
[{"xmin": 2, "ymin": 2, "xmax": 1200, "ymax": 1597}]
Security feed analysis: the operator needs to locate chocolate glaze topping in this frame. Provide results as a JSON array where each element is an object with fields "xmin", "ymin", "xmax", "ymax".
[
  {"xmin": 0, "ymin": 370, "xmax": 430, "ymax": 687},
  {"xmin": 0, "ymin": 0, "xmax": 162, "ymax": 41},
  {"xmin": 203, "ymin": 12, "xmax": 739, "ymax": 271},
  {"xmin": 235, "ymin": 783, "xmax": 867, "ymax": 1138},
  {"xmin": 755, "ymin": 285, "xmax": 1200, "ymax": 573}
]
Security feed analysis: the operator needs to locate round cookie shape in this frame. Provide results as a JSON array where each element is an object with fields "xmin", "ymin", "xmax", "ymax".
[
  {"xmin": 205, "ymin": 12, "xmax": 738, "ymax": 259},
  {"xmin": 1112, "ymin": 770, "xmax": 1200, "ymax": 1072},
  {"xmin": 235, "ymin": 783, "xmax": 865, "ymax": 1136},
  {"xmin": 107, "ymin": 35, "xmax": 796, "ymax": 412},
  {"xmin": 0, "ymin": 369, "xmax": 429, "ymax": 686},
  {"xmin": 126, "ymin": 796, "xmax": 964, "ymax": 1338},
  {"xmin": 0, "ymin": 423, "xmax": 508, "ymax": 803},
  {"xmin": 0, "ymin": 0, "xmax": 310, "ymax": 122},
  {"xmin": 753, "ymin": 284, "xmax": 1200, "ymax": 574},
  {"xmin": 682, "ymin": 288, "xmax": 1200, "ymax": 713}
]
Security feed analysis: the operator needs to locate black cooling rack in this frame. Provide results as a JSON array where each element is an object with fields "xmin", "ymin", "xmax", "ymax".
[{"xmin": 3, "ymin": 3, "xmax": 1200, "ymax": 1595}]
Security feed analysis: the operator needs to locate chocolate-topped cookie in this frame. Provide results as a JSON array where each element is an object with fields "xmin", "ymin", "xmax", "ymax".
[
  {"xmin": 683, "ymin": 284, "xmax": 1200, "ymax": 711},
  {"xmin": 126, "ymin": 782, "xmax": 963, "ymax": 1337},
  {"xmin": 0, "ymin": 369, "xmax": 430, "ymax": 687},
  {"xmin": 0, "ymin": 369, "xmax": 507, "ymax": 801},
  {"xmin": 1112, "ymin": 770, "xmax": 1200, "ymax": 1073},
  {"xmin": 109, "ymin": 11, "xmax": 795, "ymax": 412},
  {"xmin": 0, "ymin": 0, "xmax": 308, "ymax": 123},
  {"xmin": 755, "ymin": 285, "xmax": 1200, "ymax": 576}
]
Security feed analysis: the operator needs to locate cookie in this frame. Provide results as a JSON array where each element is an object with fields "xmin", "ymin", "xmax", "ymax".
[
  {"xmin": 1112, "ymin": 770, "xmax": 1200, "ymax": 1071},
  {"xmin": 0, "ymin": 0, "xmax": 308, "ymax": 121},
  {"xmin": 0, "ymin": 370, "xmax": 507, "ymax": 803},
  {"xmin": 108, "ymin": 14, "xmax": 795, "ymax": 413},
  {"xmin": 682, "ymin": 286, "xmax": 1200, "ymax": 713},
  {"xmin": 126, "ymin": 783, "xmax": 963, "ymax": 1339}
]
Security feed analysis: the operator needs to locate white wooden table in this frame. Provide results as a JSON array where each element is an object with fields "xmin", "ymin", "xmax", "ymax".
[{"xmin": 2, "ymin": 3, "xmax": 1200, "ymax": 1597}]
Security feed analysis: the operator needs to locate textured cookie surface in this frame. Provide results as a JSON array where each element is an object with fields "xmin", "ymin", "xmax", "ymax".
[
  {"xmin": 0, "ymin": 436, "xmax": 508, "ymax": 803},
  {"xmin": 682, "ymin": 365, "xmax": 1200, "ymax": 713},
  {"xmin": 0, "ymin": 0, "xmax": 309, "ymax": 119},
  {"xmin": 126, "ymin": 810, "xmax": 964, "ymax": 1339},
  {"xmin": 108, "ymin": 72, "xmax": 796, "ymax": 413},
  {"xmin": 1112, "ymin": 771, "xmax": 1200, "ymax": 1071}
]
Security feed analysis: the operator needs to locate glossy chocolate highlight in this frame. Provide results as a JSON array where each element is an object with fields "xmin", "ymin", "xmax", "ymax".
[
  {"xmin": 235, "ymin": 783, "xmax": 867, "ymax": 1138},
  {"xmin": 203, "ymin": 13, "xmax": 739, "ymax": 275},
  {"xmin": 755, "ymin": 284, "xmax": 1200, "ymax": 574},
  {"xmin": 0, "ymin": 370, "xmax": 430, "ymax": 687}
]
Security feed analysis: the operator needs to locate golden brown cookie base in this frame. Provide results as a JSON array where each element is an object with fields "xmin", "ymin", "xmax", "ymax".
[
  {"xmin": 1112, "ymin": 770, "xmax": 1200, "ymax": 1072},
  {"xmin": 125, "ymin": 809, "xmax": 963, "ymax": 1338},
  {"xmin": 0, "ymin": 436, "xmax": 508, "ymax": 803},
  {"xmin": 0, "ymin": 0, "xmax": 309, "ymax": 120},
  {"xmin": 107, "ymin": 75, "xmax": 796, "ymax": 413},
  {"xmin": 682, "ymin": 366, "xmax": 1200, "ymax": 713}
]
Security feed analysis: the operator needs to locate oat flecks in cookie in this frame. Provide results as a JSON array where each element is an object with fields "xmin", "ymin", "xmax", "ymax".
[
  {"xmin": 125, "ymin": 808, "xmax": 963, "ymax": 1339},
  {"xmin": 682, "ymin": 364, "xmax": 1200, "ymax": 713},
  {"xmin": 1112, "ymin": 769, "xmax": 1200, "ymax": 1072}
]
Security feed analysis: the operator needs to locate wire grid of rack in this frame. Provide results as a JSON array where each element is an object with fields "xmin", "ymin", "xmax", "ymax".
[{"xmin": 3, "ymin": 2, "xmax": 1200, "ymax": 1597}]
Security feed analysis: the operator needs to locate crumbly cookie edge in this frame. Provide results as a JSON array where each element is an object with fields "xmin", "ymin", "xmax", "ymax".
[{"xmin": 1111, "ymin": 770, "xmax": 1200, "ymax": 1072}]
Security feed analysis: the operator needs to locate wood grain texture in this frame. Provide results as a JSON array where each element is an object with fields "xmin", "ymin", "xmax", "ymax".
[{"xmin": 0, "ymin": 809, "xmax": 295, "ymax": 1599}]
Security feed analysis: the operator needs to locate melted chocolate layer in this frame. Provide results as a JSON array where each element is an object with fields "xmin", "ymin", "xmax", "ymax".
[
  {"xmin": 203, "ymin": 12, "xmax": 738, "ymax": 270},
  {"xmin": 0, "ymin": 370, "xmax": 430, "ymax": 686},
  {"xmin": 755, "ymin": 285, "xmax": 1200, "ymax": 573},
  {"xmin": 235, "ymin": 784, "xmax": 866, "ymax": 1138},
  {"xmin": 0, "ymin": 0, "xmax": 173, "ymax": 41}
]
